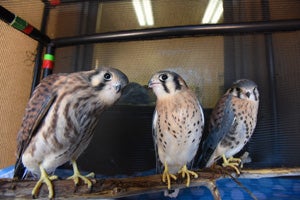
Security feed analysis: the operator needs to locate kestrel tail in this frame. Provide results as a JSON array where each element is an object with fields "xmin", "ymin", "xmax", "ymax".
[
  {"xmin": 14, "ymin": 67, "xmax": 128, "ymax": 198},
  {"xmin": 149, "ymin": 70, "xmax": 204, "ymax": 197}
]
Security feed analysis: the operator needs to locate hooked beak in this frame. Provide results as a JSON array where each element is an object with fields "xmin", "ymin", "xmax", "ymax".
[
  {"xmin": 148, "ymin": 80, "xmax": 159, "ymax": 88},
  {"xmin": 114, "ymin": 84, "xmax": 122, "ymax": 93}
]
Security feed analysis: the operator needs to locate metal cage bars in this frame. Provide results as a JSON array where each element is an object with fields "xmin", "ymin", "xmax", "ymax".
[{"xmin": 1, "ymin": 4, "xmax": 300, "ymax": 89}]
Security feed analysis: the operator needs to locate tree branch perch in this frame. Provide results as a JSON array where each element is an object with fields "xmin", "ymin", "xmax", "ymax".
[{"xmin": 0, "ymin": 167, "xmax": 299, "ymax": 199}]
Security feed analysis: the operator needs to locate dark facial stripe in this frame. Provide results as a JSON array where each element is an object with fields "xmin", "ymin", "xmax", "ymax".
[
  {"xmin": 253, "ymin": 88, "xmax": 258, "ymax": 101},
  {"xmin": 236, "ymin": 88, "xmax": 242, "ymax": 99},
  {"xmin": 162, "ymin": 82, "xmax": 170, "ymax": 93},
  {"xmin": 173, "ymin": 74, "xmax": 182, "ymax": 91},
  {"xmin": 94, "ymin": 82, "xmax": 105, "ymax": 91}
]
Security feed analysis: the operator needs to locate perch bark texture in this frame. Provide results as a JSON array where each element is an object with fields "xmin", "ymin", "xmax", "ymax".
[{"xmin": 0, "ymin": 167, "xmax": 299, "ymax": 199}]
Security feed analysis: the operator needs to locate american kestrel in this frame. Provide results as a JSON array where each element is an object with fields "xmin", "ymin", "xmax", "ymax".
[
  {"xmin": 197, "ymin": 79, "xmax": 259, "ymax": 174},
  {"xmin": 14, "ymin": 67, "xmax": 128, "ymax": 198},
  {"xmin": 148, "ymin": 70, "xmax": 204, "ymax": 197}
]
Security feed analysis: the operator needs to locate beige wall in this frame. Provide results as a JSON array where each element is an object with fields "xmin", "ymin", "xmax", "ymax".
[
  {"xmin": 93, "ymin": 37, "xmax": 224, "ymax": 108},
  {"xmin": 0, "ymin": 0, "xmax": 299, "ymax": 170},
  {"xmin": 0, "ymin": 1, "xmax": 43, "ymax": 168}
]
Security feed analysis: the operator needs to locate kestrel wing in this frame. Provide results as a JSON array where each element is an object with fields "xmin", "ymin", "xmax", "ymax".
[
  {"xmin": 152, "ymin": 109, "xmax": 163, "ymax": 174},
  {"xmin": 14, "ymin": 74, "xmax": 62, "ymax": 179},
  {"xmin": 197, "ymin": 94, "xmax": 236, "ymax": 168},
  {"xmin": 188, "ymin": 100, "xmax": 205, "ymax": 169}
]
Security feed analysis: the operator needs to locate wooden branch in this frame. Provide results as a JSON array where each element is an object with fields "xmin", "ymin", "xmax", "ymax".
[
  {"xmin": 1, "ymin": 167, "xmax": 300, "ymax": 199},
  {"xmin": 239, "ymin": 168, "xmax": 300, "ymax": 178}
]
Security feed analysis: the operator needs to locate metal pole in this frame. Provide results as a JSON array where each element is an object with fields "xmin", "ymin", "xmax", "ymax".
[
  {"xmin": 30, "ymin": 2, "xmax": 51, "ymax": 94},
  {"xmin": 261, "ymin": 0, "xmax": 279, "ymax": 165},
  {"xmin": 0, "ymin": 5, "xmax": 51, "ymax": 45},
  {"xmin": 57, "ymin": 0, "xmax": 123, "ymax": 4},
  {"xmin": 52, "ymin": 19, "xmax": 300, "ymax": 47},
  {"xmin": 42, "ymin": 44, "xmax": 56, "ymax": 78}
]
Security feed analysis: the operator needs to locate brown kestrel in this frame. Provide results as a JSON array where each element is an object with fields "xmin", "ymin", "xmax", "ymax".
[{"xmin": 14, "ymin": 67, "xmax": 128, "ymax": 198}]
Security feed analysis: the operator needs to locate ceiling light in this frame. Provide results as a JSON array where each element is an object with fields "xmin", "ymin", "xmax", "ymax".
[
  {"xmin": 133, "ymin": 0, "xmax": 154, "ymax": 26},
  {"xmin": 202, "ymin": 0, "xmax": 223, "ymax": 24}
]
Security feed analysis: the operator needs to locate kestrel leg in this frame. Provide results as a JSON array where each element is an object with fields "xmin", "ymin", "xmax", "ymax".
[
  {"xmin": 162, "ymin": 161, "xmax": 177, "ymax": 189},
  {"xmin": 32, "ymin": 164, "xmax": 58, "ymax": 198},
  {"xmin": 178, "ymin": 165, "xmax": 198, "ymax": 187},
  {"xmin": 222, "ymin": 154, "xmax": 241, "ymax": 174},
  {"xmin": 67, "ymin": 160, "xmax": 95, "ymax": 189}
]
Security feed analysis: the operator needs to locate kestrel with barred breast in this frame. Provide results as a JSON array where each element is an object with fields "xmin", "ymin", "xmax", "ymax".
[{"xmin": 14, "ymin": 67, "xmax": 128, "ymax": 198}]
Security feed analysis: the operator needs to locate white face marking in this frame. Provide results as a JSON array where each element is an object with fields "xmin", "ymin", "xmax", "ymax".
[
  {"xmin": 90, "ymin": 73, "xmax": 102, "ymax": 87},
  {"xmin": 150, "ymin": 83, "xmax": 167, "ymax": 98}
]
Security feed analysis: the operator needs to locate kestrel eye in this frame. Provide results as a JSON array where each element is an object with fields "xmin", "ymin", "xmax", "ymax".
[
  {"xmin": 159, "ymin": 74, "xmax": 168, "ymax": 82},
  {"xmin": 104, "ymin": 72, "xmax": 112, "ymax": 81}
]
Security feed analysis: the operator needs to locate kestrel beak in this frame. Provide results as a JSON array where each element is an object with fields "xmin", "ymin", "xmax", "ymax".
[
  {"xmin": 114, "ymin": 83, "xmax": 122, "ymax": 93},
  {"xmin": 148, "ymin": 80, "xmax": 159, "ymax": 88}
]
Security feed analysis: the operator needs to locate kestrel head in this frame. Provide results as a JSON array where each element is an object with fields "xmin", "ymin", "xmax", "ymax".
[
  {"xmin": 87, "ymin": 67, "xmax": 129, "ymax": 105},
  {"xmin": 227, "ymin": 79, "xmax": 259, "ymax": 102},
  {"xmin": 148, "ymin": 70, "xmax": 188, "ymax": 98}
]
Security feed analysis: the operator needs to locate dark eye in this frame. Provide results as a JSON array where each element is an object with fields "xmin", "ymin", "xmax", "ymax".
[
  {"xmin": 104, "ymin": 72, "xmax": 112, "ymax": 81},
  {"xmin": 159, "ymin": 74, "xmax": 168, "ymax": 82}
]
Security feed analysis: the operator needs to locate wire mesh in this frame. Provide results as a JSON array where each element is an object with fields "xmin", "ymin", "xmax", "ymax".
[{"xmin": 0, "ymin": 0, "xmax": 300, "ymax": 174}]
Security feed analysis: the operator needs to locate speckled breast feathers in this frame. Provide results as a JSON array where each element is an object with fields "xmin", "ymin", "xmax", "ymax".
[{"xmin": 149, "ymin": 71, "xmax": 204, "ymax": 173}]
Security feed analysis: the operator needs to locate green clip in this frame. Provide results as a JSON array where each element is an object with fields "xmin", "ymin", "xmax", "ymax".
[
  {"xmin": 10, "ymin": 16, "xmax": 28, "ymax": 31},
  {"xmin": 44, "ymin": 54, "xmax": 55, "ymax": 61}
]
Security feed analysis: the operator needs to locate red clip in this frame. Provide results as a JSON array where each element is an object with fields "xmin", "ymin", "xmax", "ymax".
[
  {"xmin": 42, "ymin": 60, "xmax": 54, "ymax": 69},
  {"xmin": 50, "ymin": 0, "xmax": 61, "ymax": 6}
]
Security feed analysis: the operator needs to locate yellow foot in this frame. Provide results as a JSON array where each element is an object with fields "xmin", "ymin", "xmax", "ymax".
[
  {"xmin": 162, "ymin": 162, "xmax": 177, "ymax": 190},
  {"xmin": 178, "ymin": 165, "xmax": 198, "ymax": 187},
  {"xmin": 67, "ymin": 160, "xmax": 95, "ymax": 189},
  {"xmin": 222, "ymin": 155, "xmax": 241, "ymax": 174},
  {"xmin": 32, "ymin": 165, "xmax": 58, "ymax": 199}
]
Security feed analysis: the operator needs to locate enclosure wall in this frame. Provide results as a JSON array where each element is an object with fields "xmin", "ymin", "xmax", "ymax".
[{"xmin": 0, "ymin": 1, "xmax": 43, "ymax": 168}]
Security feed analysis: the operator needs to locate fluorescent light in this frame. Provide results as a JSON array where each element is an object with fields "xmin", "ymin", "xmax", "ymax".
[
  {"xmin": 133, "ymin": 0, "xmax": 146, "ymax": 26},
  {"xmin": 133, "ymin": 0, "xmax": 154, "ymax": 26},
  {"xmin": 202, "ymin": 0, "xmax": 223, "ymax": 24},
  {"xmin": 142, "ymin": 0, "xmax": 154, "ymax": 26},
  {"xmin": 211, "ymin": 1, "xmax": 223, "ymax": 23},
  {"xmin": 202, "ymin": 0, "xmax": 219, "ymax": 24}
]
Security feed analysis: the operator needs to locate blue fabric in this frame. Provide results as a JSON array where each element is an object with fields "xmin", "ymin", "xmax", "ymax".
[
  {"xmin": 0, "ymin": 165, "xmax": 14, "ymax": 178},
  {"xmin": 1, "ymin": 166, "xmax": 299, "ymax": 199},
  {"xmin": 120, "ymin": 177, "xmax": 300, "ymax": 200}
]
